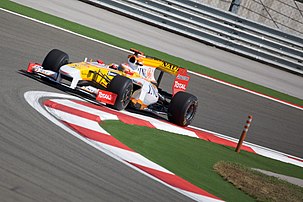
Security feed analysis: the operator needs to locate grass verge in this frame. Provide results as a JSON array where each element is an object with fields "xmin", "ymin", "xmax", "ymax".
[
  {"xmin": 101, "ymin": 120, "xmax": 303, "ymax": 201},
  {"xmin": 1, "ymin": 0, "xmax": 303, "ymax": 106},
  {"xmin": 214, "ymin": 161, "xmax": 303, "ymax": 202}
]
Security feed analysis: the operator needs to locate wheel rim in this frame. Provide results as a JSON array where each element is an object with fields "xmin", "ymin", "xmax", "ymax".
[
  {"xmin": 121, "ymin": 85, "xmax": 132, "ymax": 107},
  {"xmin": 185, "ymin": 102, "xmax": 196, "ymax": 123}
]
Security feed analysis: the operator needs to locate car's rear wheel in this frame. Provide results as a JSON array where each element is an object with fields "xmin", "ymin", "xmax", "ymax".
[
  {"xmin": 42, "ymin": 49, "xmax": 69, "ymax": 72},
  {"xmin": 108, "ymin": 75, "xmax": 133, "ymax": 110},
  {"xmin": 168, "ymin": 91, "xmax": 198, "ymax": 126}
]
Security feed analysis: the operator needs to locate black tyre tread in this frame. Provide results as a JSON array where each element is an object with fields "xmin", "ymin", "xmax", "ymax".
[
  {"xmin": 108, "ymin": 75, "xmax": 133, "ymax": 110},
  {"xmin": 42, "ymin": 49, "xmax": 69, "ymax": 72},
  {"xmin": 168, "ymin": 91, "xmax": 198, "ymax": 126}
]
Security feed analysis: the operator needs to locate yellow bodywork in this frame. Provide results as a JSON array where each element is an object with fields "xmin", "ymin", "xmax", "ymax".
[
  {"xmin": 66, "ymin": 62, "xmax": 141, "ymax": 88},
  {"xmin": 65, "ymin": 62, "xmax": 117, "ymax": 88}
]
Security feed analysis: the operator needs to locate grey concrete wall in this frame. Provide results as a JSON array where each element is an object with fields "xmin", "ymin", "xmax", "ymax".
[{"xmin": 195, "ymin": 0, "xmax": 303, "ymax": 37}]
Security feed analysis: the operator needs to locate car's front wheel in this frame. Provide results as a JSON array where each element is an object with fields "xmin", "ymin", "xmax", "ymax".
[
  {"xmin": 42, "ymin": 49, "xmax": 69, "ymax": 72},
  {"xmin": 107, "ymin": 75, "xmax": 133, "ymax": 110},
  {"xmin": 168, "ymin": 91, "xmax": 198, "ymax": 126}
]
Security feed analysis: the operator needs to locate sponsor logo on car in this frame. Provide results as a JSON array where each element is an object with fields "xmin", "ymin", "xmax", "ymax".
[
  {"xmin": 161, "ymin": 61, "xmax": 179, "ymax": 72},
  {"xmin": 98, "ymin": 91, "xmax": 112, "ymax": 100},
  {"xmin": 96, "ymin": 90, "xmax": 117, "ymax": 105},
  {"xmin": 174, "ymin": 81, "xmax": 186, "ymax": 90},
  {"xmin": 176, "ymin": 74, "xmax": 189, "ymax": 81}
]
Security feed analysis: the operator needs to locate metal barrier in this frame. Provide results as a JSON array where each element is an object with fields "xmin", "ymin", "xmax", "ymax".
[{"xmin": 81, "ymin": 0, "xmax": 303, "ymax": 74}]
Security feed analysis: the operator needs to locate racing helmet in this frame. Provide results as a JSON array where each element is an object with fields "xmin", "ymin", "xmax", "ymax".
[{"xmin": 127, "ymin": 55, "xmax": 138, "ymax": 70}]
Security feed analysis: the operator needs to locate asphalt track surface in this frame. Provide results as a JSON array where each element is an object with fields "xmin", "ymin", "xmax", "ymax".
[{"xmin": 0, "ymin": 6, "xmax": 302, "ymax": 202}]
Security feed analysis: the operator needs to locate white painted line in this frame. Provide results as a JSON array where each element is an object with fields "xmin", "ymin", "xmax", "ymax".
[{"xmin": 2, "ymin": 8, "xmax": 301, "ymax": 110}]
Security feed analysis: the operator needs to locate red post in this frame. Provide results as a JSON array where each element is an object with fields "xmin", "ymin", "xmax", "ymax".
[{"xmin": 236, "ymin": 115, "xmax": 253, "ymax": 153}]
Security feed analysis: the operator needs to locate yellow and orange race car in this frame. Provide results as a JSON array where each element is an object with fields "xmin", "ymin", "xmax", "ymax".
[{"xmin": 25, "ymin": 48, "xmax": 198, "ymax": 126}]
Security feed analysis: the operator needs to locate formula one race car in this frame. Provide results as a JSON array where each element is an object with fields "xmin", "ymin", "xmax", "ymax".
[{"xmin": 26, "ymin": 48, "xmax": 198, "ymax": 126}]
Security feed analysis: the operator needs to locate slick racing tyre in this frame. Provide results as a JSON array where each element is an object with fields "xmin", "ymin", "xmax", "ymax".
[
  {"xmin": 168, "ymin": 91, "xmax": 198, "ymax": 126},
  {"xmin": 108, "ymin": 75, "xmax": 133, "ymax": 111},
  {"xmin": 42, "ymin": 49, "xmax": 69, "ymax": 72}
]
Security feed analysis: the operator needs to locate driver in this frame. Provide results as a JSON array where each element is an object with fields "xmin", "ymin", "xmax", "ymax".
[{"xmin": 118, "ymin": 54, "xmax": 159, "ymax": 110}]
